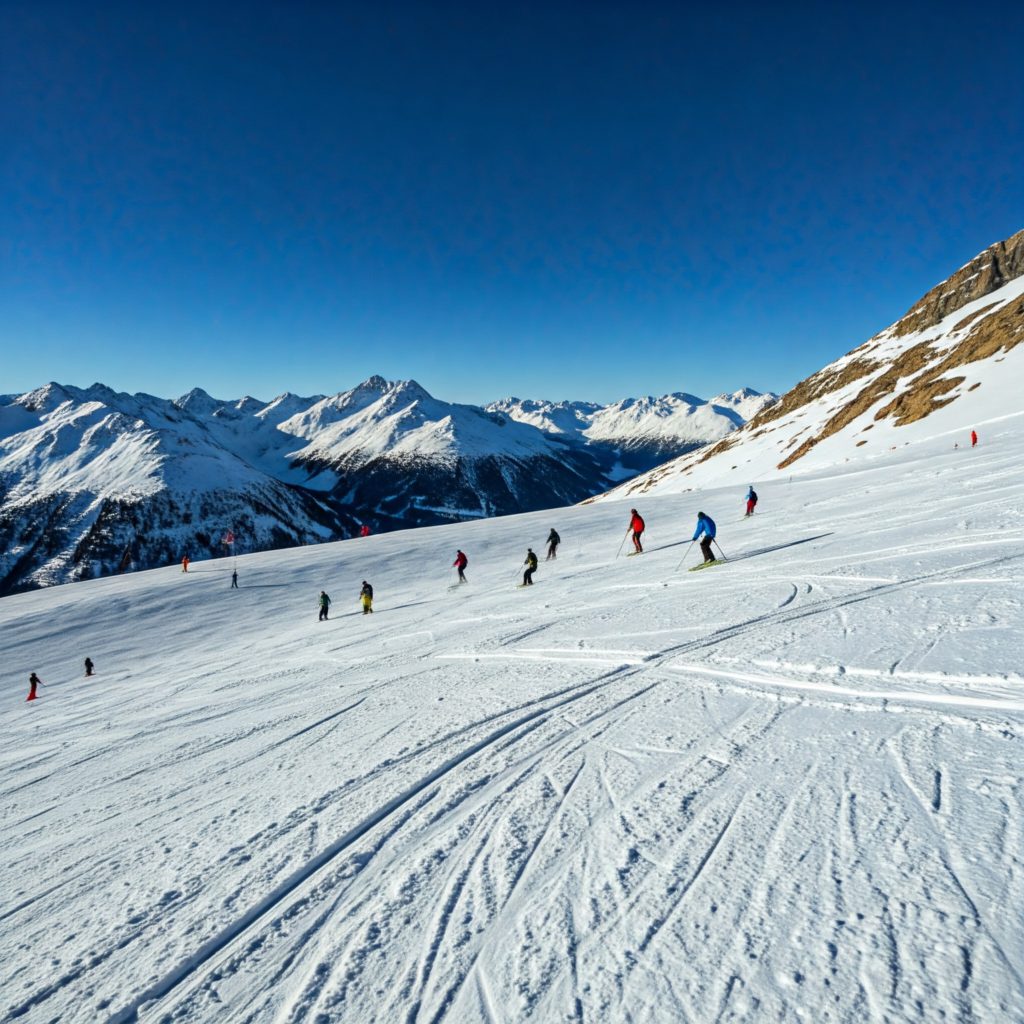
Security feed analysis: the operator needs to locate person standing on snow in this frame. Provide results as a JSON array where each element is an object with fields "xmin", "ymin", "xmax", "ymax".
[
  {"xmin": 181, "ymin": 555, "xmax": 190, "ymax": 573},
  {"xmin": 360, "ymin": 581, "xmax": 374, "ymax": 614},
  {"xmin": 231, "ymin": 569, "xmax": 238, "ymax": 588},
  {"xmin": 359, "ymin": 524, "xmax": 371, "ymax": 537},
  {"xmin": 546, "ymin": 528, "xmax": 561, "ymax": 560},
  {"xmin": 629, "ymin": 509, "xmax": 645, "ymax": 553},
  {"xmin": 84, "ymin": 657, "xmax": 94, "ymax": 677},
  {"xmin": 453, "ymin": 550, "xmax": 468, "ymax": 583},
  {"xmin": 26, "ymin": 672, "xmax": 43, "ymax": 701},
  {"xmin": 745, "ymin": 486, "xmax": 758, "ymax": 517},
  {"xmin": 971, "ymin": 430, "xmax": 978, "ymax": 447},
  {"xmin": 522, "ymin": 548, "xmax": 538, "ymax": 586},
  {"xmin": 693, "ymin": 512, "xmax": 718, "ymax": 564},
  {"xmin": 318, "ymin": 591, "xmax": 332, "ymax": 621}
]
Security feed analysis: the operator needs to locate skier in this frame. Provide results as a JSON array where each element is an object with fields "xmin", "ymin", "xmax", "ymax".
[
  {"xmin": 26, "ymin": 672, "xmax": 42, "ymax": 701},
  {"xmin": 318, "ymin": 591, "xmax": 331, "ymax": 621},
  {"xmin": 971, "ymin": 429, "xmax": 978, "ymax": 448},
  {"xmin": 522, "ymin": 548, "xmax": 538, "ymax": 586},
  {"xmin": 359, "ymin": 524, "xmax": 371, "ymax": 537},
  {"xmin": 453, "ymin": 550, "xmax": 468, "ymax": 583},
  {"xmin": 546, "ymin": 528, "xmax": 561, "ymax": 560},
  {"xmin": 84, "ymin": 657, "xmax": 94, "ymax": 677},
  {"xmin": 231, "ymin": 569, "xmax": 238, "ymax": 588},
  {"xmin": 182, "ymin": 555, "xmax": 190, "ymax": 573},
  {"xmin": 693, "ymin": 512, "xmax": 718, "ymax": 564},
  {"xmin": 629, "ymin": 509, "xmax": 645, "ymax": 554},
  {"xmin": 745, "ymin": 486, "xmax": 758, "ymax": 517},
  {"xmin": 360, "ymin": 581, "xmax": 374, "ymax": 614}
]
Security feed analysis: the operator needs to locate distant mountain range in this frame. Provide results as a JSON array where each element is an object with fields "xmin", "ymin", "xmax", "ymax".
[
  {"xmin": 0, "ymin": 378, "xmax": 773, "ymax": 592},
  {"xmin": 600, "ymin": 228, "xmax": 1024, "ymax": 501}
]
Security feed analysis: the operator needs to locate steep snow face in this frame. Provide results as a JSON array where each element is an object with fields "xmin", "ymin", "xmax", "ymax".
[
  {"xmin": 485, "ymin": 397, "xmax": 602, "ymax": 437},
  {"xmin": 3, "ymin": 420, "xmax": 1022, "ymax": 1023},
  {"xmin": 286, "ymin": 379, "xmax": 562, "ymax": 468},
  {"xmin": 604, "ymin": 231, "xmax": 1024, "ymax": 500},
  {"xmin": 487, "ymin": 390, "xmax": 774, "ymax": 449}
]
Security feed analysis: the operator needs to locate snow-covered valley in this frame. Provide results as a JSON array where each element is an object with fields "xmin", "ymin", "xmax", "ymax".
[{"xmin": 2, "ymin": 408, "xmax": 1022, "ymax": 1022}]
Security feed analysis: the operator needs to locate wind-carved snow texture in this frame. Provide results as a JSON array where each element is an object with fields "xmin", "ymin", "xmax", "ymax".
[{"xmin": 2, "ymin": 418, "xmax": 1023, "ymax": 1023}]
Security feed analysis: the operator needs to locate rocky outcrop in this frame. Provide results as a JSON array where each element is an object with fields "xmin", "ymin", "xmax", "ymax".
[{"xmin": 892, "ymin": 229, "xmax": 1024, "ymax": 337}]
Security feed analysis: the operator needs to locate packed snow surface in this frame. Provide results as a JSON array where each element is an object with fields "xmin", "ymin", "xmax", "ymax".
[{"xmin": 2, "ymin": 419, "xmax": 1023, "ymax": 1023}]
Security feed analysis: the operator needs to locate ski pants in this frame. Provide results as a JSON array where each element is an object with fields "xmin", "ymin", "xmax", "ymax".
[
  {"xmin": 457, "ymin": 567, "xmax": 466, "ymax": 582},
  {"xmin": 361, "ymin": 596, "xmax": 373, "ymax": 614},
  {"xmin": 700, "ymin": 537, "xmax": 715, "ymax": 563},
  {"xmin": 746, "ymin": 499, "xmax": 756, "ymax": 516},
  {"xmin": 523, "ymin": 567, "xmax": 535, "ymax": 586},
  {"xmin": 319, "ymin": 607, "xmax": 329, "ymax": 621},
  {"xmin": 547, "ymin": 544, "xmax": 557, "ymax": 560},
  {"xmin": 632, "ymin": 530, "xmax": 643, "ymax": 552}
]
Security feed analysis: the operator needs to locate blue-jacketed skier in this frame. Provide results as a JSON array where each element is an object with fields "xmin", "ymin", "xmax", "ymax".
[{"xmin": 693, "ymin": 512, "xmax": 717, "ymax": 564}]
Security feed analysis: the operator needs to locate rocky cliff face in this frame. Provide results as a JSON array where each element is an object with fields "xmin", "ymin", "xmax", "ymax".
[
  {"xmin": 596, "ymin": 228, "xmax": 1024, "ymax": 499},
  {"xmin": 892, "ymin": 229, "xmax": 1024, "ymax": 337}
]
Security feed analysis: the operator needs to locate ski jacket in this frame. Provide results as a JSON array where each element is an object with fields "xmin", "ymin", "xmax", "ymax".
[
  {"xmin": 630, "ymin": 513, "xmax": 645, "ymax": 534},
  {"xmin": 453, "ymin": 552, "xmax": 468, "ymax": 569},
  {"xmin": 692, "ymin": 514, "xmax": 716, "ymax": 541},
  {"xmin": 319, "ymin": 593, "xmax": 331, "ymax": 608},
  {"xmin": 360, "ymin": 583, "xmax": 374, "ymax": 599},
  {"xmin": 547, "ymin": 530, "xmax": 560, "ymax": 545},
  {"xmin": 525, "ymin": 551, "xmax": 538, "ymax": 569},
  {"xmin": 746, "ymin": 488, "xmax": 757, "ymax": 503}
]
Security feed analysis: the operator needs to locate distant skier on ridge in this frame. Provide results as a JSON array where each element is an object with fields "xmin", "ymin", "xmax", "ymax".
[
  {"xmin": 693, "ymin": 512, "xmax": 718, "ymax": 565},
  {"xmin": 745, "ymin": 486, "xmax": 758, "ymax": 517},
  {"xmin": 546, "ymin": 528, "xmax": 561, "ymax": 560},
  {"xmin": 26, "ymin": 672, "xmax": 43, "ymax": 702},
  {"xmin": 181, "ymin": 555, "xmax": 190, "ymax": 573}
]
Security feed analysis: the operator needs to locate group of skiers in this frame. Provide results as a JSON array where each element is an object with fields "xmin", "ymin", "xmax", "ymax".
[
  {"xmin": 318, "ymin": 581, "xmax": 374, "ymax": 621},
  {"xmin": 26, "ymin": 658, "xmax": 94, "ymax": 701},
  {"xmin": 26, "ymin": 487, "xmax": 759, "ymax": 700}
]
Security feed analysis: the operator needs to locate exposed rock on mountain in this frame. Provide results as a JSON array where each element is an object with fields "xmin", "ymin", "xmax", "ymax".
[{"xmin": 600, "ymin": 229, "xmax": 1024, "ymax": 500}]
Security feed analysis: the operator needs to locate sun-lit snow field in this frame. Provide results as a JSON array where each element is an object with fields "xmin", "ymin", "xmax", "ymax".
[{"xmin": 3, "ymin": 418, "xmax": 1023, "ymax": 1023}]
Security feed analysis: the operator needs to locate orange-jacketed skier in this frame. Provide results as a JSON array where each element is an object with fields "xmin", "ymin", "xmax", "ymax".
[{"xmin": 182, "ymin": 555, "xmax": 190, "ymax": 573}]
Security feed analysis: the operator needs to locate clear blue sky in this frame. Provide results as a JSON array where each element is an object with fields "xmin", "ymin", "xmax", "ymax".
[{"xmin": 2, "ymin": 2, "xmax": 1022, "ymax": 405}]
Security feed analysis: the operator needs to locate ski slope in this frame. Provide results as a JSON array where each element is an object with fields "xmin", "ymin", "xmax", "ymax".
[{"xmin": 2, "ymin": 419, "xmax": 1023, "ymax": 1023}]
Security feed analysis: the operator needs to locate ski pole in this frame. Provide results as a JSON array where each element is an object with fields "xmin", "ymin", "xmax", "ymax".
[
  {"xmin": 675, "ymin": 541, "xmax": 695, "ymax": 572},
  {"xmin": 713, "ymin": 539, "xmax": 729, "ymax": 561},
  {"xmin": 615, "ymin": 529, "xmax": 630, "ymax": 559}
]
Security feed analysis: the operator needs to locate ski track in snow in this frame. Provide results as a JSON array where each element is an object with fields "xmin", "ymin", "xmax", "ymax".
[{"xmin": 2, "ymin": 427, "xmax": 1024, "ymax": 1022}]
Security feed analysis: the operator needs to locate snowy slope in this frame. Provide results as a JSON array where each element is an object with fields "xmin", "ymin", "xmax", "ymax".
[
  {"xmin": 2, "ymin": 416, "xmax": 1023, "ymax": 1023},
  {"xmin": 606, "ymin": 230, "xmax": 1024, "ymax": 499}
]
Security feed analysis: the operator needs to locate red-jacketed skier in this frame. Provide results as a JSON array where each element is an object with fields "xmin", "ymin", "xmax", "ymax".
[
  {"xmin": 629, "ymin": 509, "xmax": 645, "ymax": 553},
  {"xmin": 453, "ymin": 550, "xmax": 468, "ymax": 583},
  {"xmin": 971, "ymin": 430, "xmax": 978, "ymax": 447}
]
